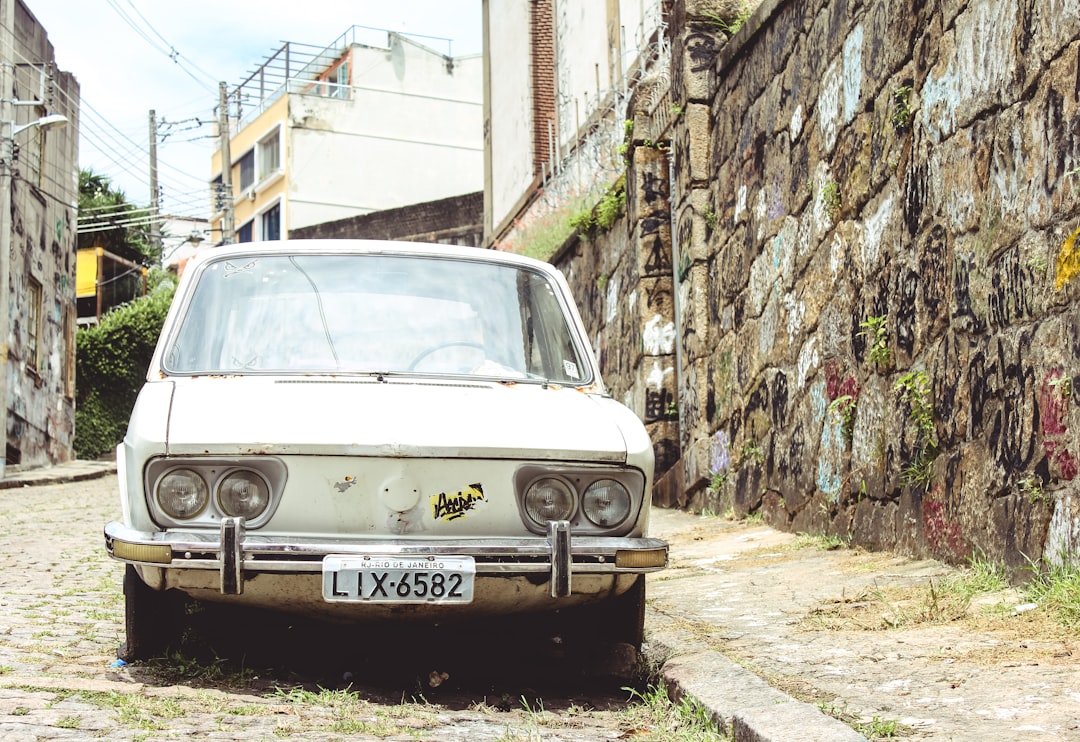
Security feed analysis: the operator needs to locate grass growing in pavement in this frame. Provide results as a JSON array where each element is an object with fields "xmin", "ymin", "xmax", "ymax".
[
  {"xmin": 817, "ymin": 701, "xmax": 910, "ymax": 740},
  {"xmin": 622, "ymin": 683, "xmax": 730, "ymax": 741},
  {"xmin": 1023, "ymin": 560, "xmax": 1080, "ymax": 630}
]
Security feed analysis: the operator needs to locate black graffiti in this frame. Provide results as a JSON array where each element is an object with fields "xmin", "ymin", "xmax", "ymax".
[
  {"xmin": 644, "ymin": 235, "xmax": 671, "ymax": 274},
  {"xmin": 953, "ymin": 254, "xmax": 987, "ymax": 334},
  {"xmin": 771, "ymin": 371, "xmax": 789, "ymax": 428},
  {"xmin": 645, "ymin": 387, "xmax": 676, "ymax": 423},
  {"xmin": 641, "ymin": 171, "xmax": 667, "ymax": 205},
  {"xmin": 986, "ymin": 249, "xmax": 1035, "ymax": 328},
  {"xmin": 919, "ymin": 225, "xmax": 948, "ymax": 339},
  {"xmin": 968, "ymin": 334, "xmax": 1040, "ymax": 471},
  {"xmin": 432, "ymin": 485, "xmax": 485, "ymax": 521},
  {"xmin": 685, "ymin": 32, "xmax": 721, "ymax": 73}
]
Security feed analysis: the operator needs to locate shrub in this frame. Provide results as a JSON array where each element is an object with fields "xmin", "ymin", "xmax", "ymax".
[{"xmin": 74, "ymin": 271, "xmax": 176, "ymax": 458}]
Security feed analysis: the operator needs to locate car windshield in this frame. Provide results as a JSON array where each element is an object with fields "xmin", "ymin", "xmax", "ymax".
[{"xmin": 162, "ymin": 252, "xmax": 590, "ymax": 384}]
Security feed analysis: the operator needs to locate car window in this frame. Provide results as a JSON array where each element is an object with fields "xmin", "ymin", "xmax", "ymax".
[{"xmin": 163, "ymin": 253, "xmax": 590, "ymax": 384}]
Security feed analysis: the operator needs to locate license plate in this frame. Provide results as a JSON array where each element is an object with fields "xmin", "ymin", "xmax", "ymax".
[{"xmin": 321, "ymin": 555, "xmax": 475, "ymax": 604}]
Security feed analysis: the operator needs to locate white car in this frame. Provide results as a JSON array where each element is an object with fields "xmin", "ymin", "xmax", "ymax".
[{"xmin": 104, "ymin": 240, "xmax": 667, "ymax": 660}]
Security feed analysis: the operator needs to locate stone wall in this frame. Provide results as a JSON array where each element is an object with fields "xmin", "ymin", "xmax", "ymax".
[{"xmin": 558, "ymin": 0, "xmax": 1080, "ymax": 572}]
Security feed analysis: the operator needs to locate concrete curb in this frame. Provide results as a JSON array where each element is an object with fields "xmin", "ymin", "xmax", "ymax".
[
  {"xmin": 0, "ymin": 460, "xmax": 116, "ymax": 489},
  {"xmin": 643, "ymin": 607, "xmax": 867, "ymax": 742}
]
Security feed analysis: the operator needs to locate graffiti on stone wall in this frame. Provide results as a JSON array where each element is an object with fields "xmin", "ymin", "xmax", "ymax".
[
  {"xmin": 645, "ymin": 359, "xmax": 676, "ymax": 423},
  {"xmin": 1039, "ymin": 369, "xmax": 1078, "ymax": 481},
  {"xmin": 967, "ymin": 333, "xmax": 1039, "ymax": 475},
  {"xmin": 1057, "ymin": 224, "xmax": 1080, "ymax": 290},
  {"xmin": 922, "ymin": 483, "xmax": 967, "ymax": 556}
]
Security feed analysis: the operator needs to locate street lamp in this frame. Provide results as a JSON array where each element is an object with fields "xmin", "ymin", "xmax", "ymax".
[
  {"xmin": 11, "ymin": 113, "xmax": 68, "ymax": 137},
  {"xmin": 0, "ymin": 112, "xmax": 69, "ymax": 479}
]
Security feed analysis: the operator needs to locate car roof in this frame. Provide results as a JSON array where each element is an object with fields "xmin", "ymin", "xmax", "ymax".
[{"xmin": 183, "ymin": 239, "xmax": 558, "ymax": 274}]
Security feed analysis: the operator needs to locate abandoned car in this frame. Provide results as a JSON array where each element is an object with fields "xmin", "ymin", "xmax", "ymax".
[{"xmin": 104, "ymin": 240, "xmax": 668, "ymax": 659}]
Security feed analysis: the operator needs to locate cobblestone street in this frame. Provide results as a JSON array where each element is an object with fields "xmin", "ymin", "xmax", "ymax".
[{"xmin": 0, "ymin": 475, "xmax": 660, "ymax": 741}]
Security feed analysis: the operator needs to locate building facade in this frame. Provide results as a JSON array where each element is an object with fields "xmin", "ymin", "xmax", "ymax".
[
  {"xmin": 210, "ymin": 26, "xmax": 483, "ymax": 244},
  {"xmin": 1, "ymin": 0, "xmax": 79, "ymax": 470}
]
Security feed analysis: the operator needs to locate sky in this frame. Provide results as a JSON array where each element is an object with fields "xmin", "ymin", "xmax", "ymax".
[{"xmin": 24, "ymin": 0, "xmax": 483, "ymax": 219}]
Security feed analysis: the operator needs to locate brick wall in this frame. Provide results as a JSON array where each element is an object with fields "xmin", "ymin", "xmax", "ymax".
[
  {"xmin": 290, "ymin": 191, "xmax": 483, "ymax": 246},
  {"xmin": 530, "ymin": 0, "xmax": 556, "ymax": 175}
]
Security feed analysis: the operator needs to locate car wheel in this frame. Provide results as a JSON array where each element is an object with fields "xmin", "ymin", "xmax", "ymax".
[
  {"xmin": 605, "ymin": 574, "xmax": 646, "ymax": 649},
  {"xmin": 120, "ymin": 565, "xmax": 183, "ymax": 661}
]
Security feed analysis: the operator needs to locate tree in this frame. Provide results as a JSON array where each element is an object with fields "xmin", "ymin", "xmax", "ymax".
[
  {"xmin": 78, "ymin": 168, "xmax": 158, "ymax": 265},
  {"xmin": 74, "ymin": 270, "xmax": 175, "ymax": 459},
  {"xmin": 74, "ymin": 169, "xmax": 171, "ymax": 458}
]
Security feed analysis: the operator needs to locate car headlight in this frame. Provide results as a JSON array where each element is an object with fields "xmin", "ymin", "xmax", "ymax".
[
  {"xmin": 217, "ymin": 470, "xmax": 271, "ymax": 520},
  {"xmin": 156, "ymin": 468, "xmax": 210, "ymax": 519},
  {"xmin": 582, "ymin": 478, "xmax": 631, "ymax": 527},
  {"xmin": 523, "ymin": 477, "xmax": 575, "ymax": 526}
]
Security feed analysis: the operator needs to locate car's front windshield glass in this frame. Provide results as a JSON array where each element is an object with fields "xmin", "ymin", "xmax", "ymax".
[{"xmin": 163, "ymin": 253, "xmax": 590, "ymax": 384}]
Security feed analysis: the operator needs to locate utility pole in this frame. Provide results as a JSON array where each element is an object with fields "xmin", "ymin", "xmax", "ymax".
[
  {"xmin": 218, "ymin": 82, "xmax": 234, "ymax": 244},
  {"xmin": 148, "ymin": 109, "xmax": 160, "ymax": 261},
  {"xmin": 0, "ymin": 0, "xmax": 15, "ymax": 479}
]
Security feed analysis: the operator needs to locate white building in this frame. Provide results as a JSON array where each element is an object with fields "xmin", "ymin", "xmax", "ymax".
[{"xmin": 211, "ymin": 27, "xmax": 483, "ymax": 243}]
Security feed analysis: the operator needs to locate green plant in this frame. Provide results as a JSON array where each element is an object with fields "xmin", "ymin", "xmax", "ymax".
[
  {"xmin": 570, "ymin": 177, "xmax": 627, "ymax": 238},
  {"xmin": 828, "ymin": 394, "xmax": 857, "ymax": 445},
  {"xmin": 74, "ymin": 271, "xmax": 177, "ymax": 458},
  {"xmin": 795, "ymin": 532, "xmax": 848, "ymax": 551},
  {"xmin": 596, "ymin": 273, "xmax": 609, "ymax": 292},
  {"xmin": 703, "ymin": 2, "xmax": 752, "ymax": 36},
  {"xmin": 859, "ymin": 314, "xmax": 891, "ymax": 368},
  {"xmin": 669, "ymin": 103, "xmax": 684, "ymax": 117},
  {"xmin": 858, "ymin": 715, "xmax": 901, "ymax": 737},
  {"xmin": 704, "ymin": 209, "xmax": 718, "ymax": 229},
  {"xmin": 891, "ymin": 85, "xmax": 913, "ymax": 132},
  {"xmin": 710, "ymin": 470, "xmax": 729, "ymax": 490},
  {"xmin": 1048, "ymin": 374, "xmax": 1073, "ymax": 400},
  {"xmin": 1019, "ymin": 475, "xmax": 1048, "ymax": 505},
  {"xmin": 894, "ymin": 370, "xmax": 938, "ymax": 490},
  {"xmin": 1023, "ymin": 559, "xmax": 1080, "ymax": 629},
  {"xmin": 595, "ymin": 185, "xmax": 627, "ymax": 230},
  {"xmin": 622, "ymin": 683, "xmax": 728, "ymax": 740},
  {"xmin": 740, "ymin": 439, "xmax": 764, "ymax": 465},
  {"xmin": 821, "ymin": 181, "xmax": 842, "ymax": 221}
]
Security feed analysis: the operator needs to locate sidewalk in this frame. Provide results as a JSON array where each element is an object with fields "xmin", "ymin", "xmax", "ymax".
[
  {"xmin": 7, "ymin": 462, "xmax": 1079, "ymax": 740},
  {"xmin": 644, "ymin": 507, "xmax": 1080, "ymax": 741},
  {"xmin": 0, "ymin": 459, "xmax": 116, "ymax": 489}
]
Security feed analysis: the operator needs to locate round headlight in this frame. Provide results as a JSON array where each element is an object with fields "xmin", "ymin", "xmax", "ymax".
[
  {"xmin": 523, "ymin": 477, "xmax": 575, "ymax": 526},
  {"xmin": 217, "ymin": 470, "xmax": 271, "ymax": 520},
  {"xmin": 582, "ymin": 479, "xmax": 632, "ymax": 527},
  {"xmin": 156, "ymin": 469, "xmax": 209, "ymax": 519}
]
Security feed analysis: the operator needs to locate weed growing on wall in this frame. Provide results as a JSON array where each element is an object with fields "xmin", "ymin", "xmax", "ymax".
[
  {"xmin": 891, "ymin": 86, "xmax": 913, "ymax": 132},
  {"xmin": 703, "ymin": 1, "xmax": 752, "ymax": 35},
  {"xmin": 570, "ymin": 175, "xmax": 627, "ymax": 238},
  {"xmin": 821, "ymin": 181, "xmax": 842, "ymax": 222},
  {"xmin": 828, "ymin": 394, "xmax": 858, "ymax": 445},
  {"xmin": 894, "ymin": 370, "xmax": 938, "ymax": 490},
  {"xmin": 859, "ymin": 314, "xmax": 891, "ymax": 369}
]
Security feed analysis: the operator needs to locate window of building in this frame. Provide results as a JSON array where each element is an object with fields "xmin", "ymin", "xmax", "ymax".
[
  {"xmin": 258, "ymin": 129, "xmax": 280, "ymax": 181},
  {"xmin": 261, "ymin": 203, "xmax": 281, "ymax": 241},
  {"xmin": 238, "ymin": 149, "xmax": 255, "ymax": 191},
  {"xmin": 237, "ymin": 220, "xmax": 253, "ymax": 243},
  {"xmin": 27, "ymin": 278, "xmax": 42, "ymax": 374}
]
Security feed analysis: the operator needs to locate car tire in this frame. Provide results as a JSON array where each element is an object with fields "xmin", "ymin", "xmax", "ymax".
[
  {"xmin": 607, "ymin": 574, "xmax": 646, "ymax": 649},
  {"xmin": 119, "ymin": 565, "xmax": 182, "ymax": 661}
]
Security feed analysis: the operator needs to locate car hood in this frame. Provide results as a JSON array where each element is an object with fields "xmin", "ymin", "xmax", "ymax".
[{"xmin": 151, "ymin": 377, "xmax": 635, "ymax": 462}]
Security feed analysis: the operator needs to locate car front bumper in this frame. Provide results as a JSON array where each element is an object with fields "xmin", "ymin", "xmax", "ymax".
[{"xmin": 104, "ymin": 518, "xmax": 669, "ymax": 599}]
